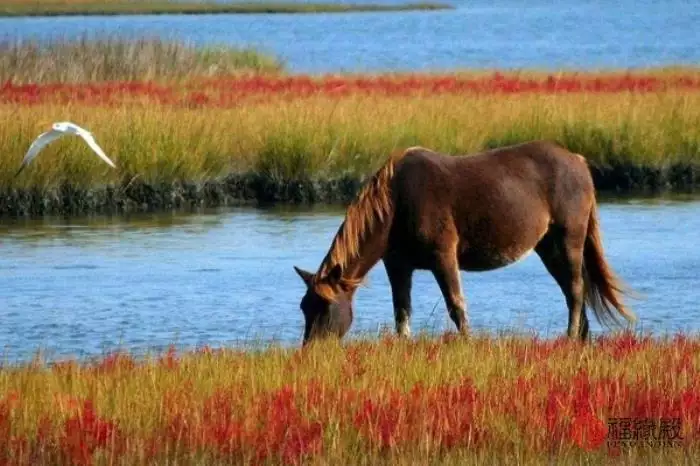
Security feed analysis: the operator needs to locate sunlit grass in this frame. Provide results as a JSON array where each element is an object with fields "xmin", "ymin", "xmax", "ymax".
[
  {"xmin": 0, "ymin": 331, "xmax": 698, "ymax": 464},
  {"xmin": 1, "ymin": 90, "xmax": 699, "ymax": 189}
]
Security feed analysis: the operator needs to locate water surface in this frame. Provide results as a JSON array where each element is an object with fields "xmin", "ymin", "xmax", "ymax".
[
  {"xmin": 1, "ymin": 0, "xmax": 698, "ymax": 73},
  {"xmin": 1, "ymin": 197, "xmax": 699, "ymax": 363}
]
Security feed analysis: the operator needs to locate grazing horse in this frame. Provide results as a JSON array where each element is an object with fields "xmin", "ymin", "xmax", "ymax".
[{"xmin": 294, "ymin": 140, "xmax": 636, "ymax": 345}]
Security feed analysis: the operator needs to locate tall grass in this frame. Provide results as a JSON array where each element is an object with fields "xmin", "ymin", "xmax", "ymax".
[
  {"xmin": 1, "ymin": 91, "xmax": 699, "ymax": 189},
  {"xmin": 0, "ymin": 0, "xmax": 453, "ymax": 17},
  {"xmin": 0, "ymin": 37, "xmax": 284, "ymax": 84},
  {"xmin": 0, "ymin": 332, "xmax": 698, "ymax": 464}
]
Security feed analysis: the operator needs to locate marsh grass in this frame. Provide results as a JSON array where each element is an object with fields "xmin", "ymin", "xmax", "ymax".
[
  {"xmin": 0, "ymin": 36, "xmax": 285, "ymax": 84},
  {"xmin": 0, "ymin": 0, "xmax": 453, "ymax": 17},
  {"xmin": 2, "ymin": 91, "xmax": 700, "ymax": 189},
  {"xmin": 0, "ymin": 331, "xmax": 699, "ymax": 464}
]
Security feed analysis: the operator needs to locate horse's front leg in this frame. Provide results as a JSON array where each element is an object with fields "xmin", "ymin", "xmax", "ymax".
[
  {"xmin": 384, "ymin": 258, "xmax": 414, "ymax": 338},
  {"xmin": 431, "ymin": 250, "xmax": 469, "ymax": 335}
]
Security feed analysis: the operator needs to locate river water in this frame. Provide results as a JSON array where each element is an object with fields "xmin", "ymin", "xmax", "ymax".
[
  {"xmin": 1, "ymin": 1, "xmax": 699, "ymax": 362},
  {"xmin": 1, "ymin": 0, "xmax": 699, "ymax": 73},
  {"xmin": 1, "ymin": 197, "xmax": 699, "ymax": 362}
]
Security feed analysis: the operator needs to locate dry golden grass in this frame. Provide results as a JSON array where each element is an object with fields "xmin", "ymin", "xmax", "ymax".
[
  {"xmin": 0, "ymin": 36, "xmax": 284, "ymax": 84},
  {"xmin": 1, "ymin": 90, "xmax": 699, "ymax": 189},
  {"xmin": 0, "ymin": 332, "xmax": 698, "ymax": 464}
]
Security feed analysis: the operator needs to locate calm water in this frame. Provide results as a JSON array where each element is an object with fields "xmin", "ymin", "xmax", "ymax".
[
  {"xmin": 1, "ymin": 1, "xmax": 700, "ymax": 363},
  {"xmin": 1, "ymin": 0, "xmax": 699, "ymax": 73},
  {"xmin": 1, "ymin": 198, "xmax": 699, "ymax": 363}
]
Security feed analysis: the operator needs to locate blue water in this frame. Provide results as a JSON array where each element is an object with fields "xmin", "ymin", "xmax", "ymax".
[
  {"xmin": 1, "ymin": 198, "xmax": 699, "ymax": 363},
  {"xmin": 1, "ymin": 0, "xmax": 699, "ymax": 73},
  {"xmin": 1, "ymin": 1, "xmax": 699, "ymax": 363}
]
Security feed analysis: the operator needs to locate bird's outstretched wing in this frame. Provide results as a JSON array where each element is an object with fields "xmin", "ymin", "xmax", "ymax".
[
  {"xmin": 74, "ymin": 128, "xmax": 116, "ymax": 169},
  {"xmin": 15, "ymin": 129, "xmax": 65, "ymax": 177}
]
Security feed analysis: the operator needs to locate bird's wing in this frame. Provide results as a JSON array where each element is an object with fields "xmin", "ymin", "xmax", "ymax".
[
  {"xmin": 61, "ymin": 121, "xmax": 84, "ymax": 134},
  {"xmin": 15, "ymin": 129, "xmax": 65, "ymax": 176},
  {"xmin": 75, "ymin": 129, "xmax": 116, "ymax": 168}
]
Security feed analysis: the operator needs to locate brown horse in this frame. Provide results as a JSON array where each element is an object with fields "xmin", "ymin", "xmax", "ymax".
[{"xmin": 294, "ymin": 140, "xmax": 636, "ymax": 345}]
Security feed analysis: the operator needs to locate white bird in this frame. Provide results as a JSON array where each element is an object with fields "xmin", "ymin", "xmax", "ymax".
[{"xmin": 16, "ymin": 121, "xmax": 116, "ymax": 177}]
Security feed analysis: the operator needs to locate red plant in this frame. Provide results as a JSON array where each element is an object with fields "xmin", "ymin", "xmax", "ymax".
[
  {"xmin": 250, "ymin": 385, "xmax": 324, "ymax": 464},
  {"xmin": 597, "ymin": 331, "xmax": 652, "ymax": 359},
  {"xmin": 3, "ymin": 72, "xmax": 700, "ymax": 108},
  {"xmin": 159, "ymin": 345, "xmax": 179, "ymax": 370},
  {"xmin": 0, "ymin": 392, "xmax": 26, "ymax": 465},
  {"xmin": 512, "ymin": 335, "xmax": 575, "ymax": 366},
  {"xmin": 60, "ymin": 400, "xmax": 122, "ymax": 465},
  {"xmin": 569, "ymin": 412, "xmax": 608, "ymax": 451},
  {"xmin": 1, "ymin": 333, "xmax": 699, "ymax": 462},
  {"xmin": 352, "ymin": 378, "xmax": 485, "ymax": 453},
  {"xmin": 91, "ymin": 351, "xmax": 135, "ymax": 374},
  {"xmin": 353, "ymin": 388, "xmax": 407, "ymax": 451}
]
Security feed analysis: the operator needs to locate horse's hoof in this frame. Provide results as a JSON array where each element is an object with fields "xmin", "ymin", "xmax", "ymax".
[{"xmin": 396, "ymin": 322, "xmax": 411, "ymax": 338}]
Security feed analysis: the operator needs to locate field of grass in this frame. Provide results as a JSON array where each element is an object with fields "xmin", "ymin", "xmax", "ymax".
[
  {"xmin": 0, "ymin": 0, "xmax": 452, "ymax": 17},
  {"xmin": 1, "ymin": 38, "xmax": 700, "ymax": 202},
  {"xmin": 0, "ymin": 332, "xmax": 698, "ymax": 464},
  {"xmin": 1, "ymin": 37, "xmax": 285, "ymax": 84},
  {"xmin": 2, "ymin": 82, "xmax": 700, "ymax": 190}
]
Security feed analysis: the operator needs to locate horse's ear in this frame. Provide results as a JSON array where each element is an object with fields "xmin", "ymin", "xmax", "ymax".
[
  {"xmin": 294, "ymin": 266, "xmax": 314, "ymax": 286},
  {"xmin": 326, "ymin": 263, "xmax": 343, "ymax": 286}
]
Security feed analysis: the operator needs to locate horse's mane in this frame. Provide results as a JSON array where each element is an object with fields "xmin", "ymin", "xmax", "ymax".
[{"xmin": 315, "ymin": 147, "xmax": 417, "ymax": 293}]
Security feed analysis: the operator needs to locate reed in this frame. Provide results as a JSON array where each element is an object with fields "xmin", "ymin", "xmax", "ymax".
[
  {"xmin": 0, "ymin": 0, "xmax": 453, "ymax": 17},
  {"xmin": 0, "ymin": 332, "xmax": 698, "ymax": 464},
  {"xmin": 0, "ymin": 36, "xmax": 284, "ymax": 84},
  {"xmin": 1, "ymin": 91, "xmax": 699, "ymax": 190}
]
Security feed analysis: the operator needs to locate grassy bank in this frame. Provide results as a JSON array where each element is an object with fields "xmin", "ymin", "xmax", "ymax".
[
  {"xmin": 2, "ymin": 40, "xmax": 700, "ymax": 215},
  {"xmin": 0, "ymin": 332, "xmax": 698, "ymax": 464},
  {"xmin": 2, "ymin": 91, "xmax": 700, "ymax": 184},
  {"xmin": 1, "ymin": 37, "xmax": 284, "ymax": 84},
  {"xmin": 0, "ymin": 0, "xmax": 453, "ymax": 17}
]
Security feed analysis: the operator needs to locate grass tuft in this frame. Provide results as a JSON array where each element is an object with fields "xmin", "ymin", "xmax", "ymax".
[{"xmin": 0, "ymin": 36, "xmax": 285, "ymax": 84}]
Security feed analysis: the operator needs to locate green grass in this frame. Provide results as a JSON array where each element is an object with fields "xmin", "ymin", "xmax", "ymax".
[
  {"xmin": 2, "ymin": 92, "xmax": 699, "ymax": 190},
  {"xmin": 0, "ymin": 0, "xmax": 453, "ymax": 17},
  {"xmin": 0, "ymin": 36, "xmax": 285, "ymax": 84}
]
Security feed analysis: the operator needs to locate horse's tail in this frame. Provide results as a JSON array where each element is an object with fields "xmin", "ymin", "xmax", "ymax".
[{"xmin": 582, "ymin": 201, "xmax": 637, "ymax": 328}]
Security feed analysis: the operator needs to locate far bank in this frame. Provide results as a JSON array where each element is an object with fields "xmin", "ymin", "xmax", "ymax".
[
  {"xmin": 0, "ymin": 1, "xmax": 452, "ymax": 17},
  {"xmin": 2, "ymin": 162, "xmax": 698, "ymax": 217}
]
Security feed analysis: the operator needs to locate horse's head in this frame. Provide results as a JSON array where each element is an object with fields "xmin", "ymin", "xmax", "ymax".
[{"xmin": 294, "ymin": 264, "xmax": 354, "ymax": 346}]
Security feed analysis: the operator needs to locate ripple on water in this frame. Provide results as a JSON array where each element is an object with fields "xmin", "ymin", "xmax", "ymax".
[
  {"xmin": 0, "ymin": 1, "xmax": 698, "ymax": 72},
  {"xmin": 1, "ymin": 201, "xmax": 700, "ymax": 362},
  {"xmin": 52, "ymin": 264, "xmax": 100, "ymax": 270}
]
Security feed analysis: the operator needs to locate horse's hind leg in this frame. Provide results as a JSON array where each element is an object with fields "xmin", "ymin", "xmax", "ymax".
[
  {"xmin": 384, "ymin": 257, "xmax": 414, "ymax": 337},
  {"xmin": 431, "ymin": 249, "xmax": 469, "ymax": 335},
  {"xmin": 535, "ymin": 225, "xmax": 589, "ymax": 341}
]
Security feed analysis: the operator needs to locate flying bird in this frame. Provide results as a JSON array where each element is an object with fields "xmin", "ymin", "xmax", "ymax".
[{"xmin": 15, "ymin": 121, "xmax": 116, "ymax": 177}]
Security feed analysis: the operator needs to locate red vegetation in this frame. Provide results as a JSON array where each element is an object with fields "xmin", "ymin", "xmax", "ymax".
[
  {"xmin": 2, "ymin": 72, "xmax": 700, "ymax": 108},
  {"xmin": 0, "ymin": 333, "xmax": 698, "ymax": 464},
  {"xmin": 59, "ymin": 400, "xmax": 123, "ymax": 465}
]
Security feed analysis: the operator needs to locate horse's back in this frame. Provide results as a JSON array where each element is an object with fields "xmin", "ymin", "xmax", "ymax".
[
  {"xmin": 389, "ymin": 140, "xmax": 595, "ymax": 270},
  {"xmin": 393, "ymin": 140, "xmax": 593, "ymax": 206}
]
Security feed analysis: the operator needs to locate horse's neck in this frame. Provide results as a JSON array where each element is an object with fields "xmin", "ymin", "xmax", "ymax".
[
  {"xmin": 345, "ymin": 223, "xmax": 390, "ymax": 281},
  {"xmin": 321, "ymin": 217, "xmax": 391, "ymax": 284}
]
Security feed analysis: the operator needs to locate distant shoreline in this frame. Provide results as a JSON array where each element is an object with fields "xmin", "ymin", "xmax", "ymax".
[{"xmin": 0, "ymin": 1, "xmax": 454, "ymax": 17}]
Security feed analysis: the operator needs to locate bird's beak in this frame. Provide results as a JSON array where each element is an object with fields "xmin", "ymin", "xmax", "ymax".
[{"xmin": 14, "ymin": 163, "xmax": 27, "ymax": 178}]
